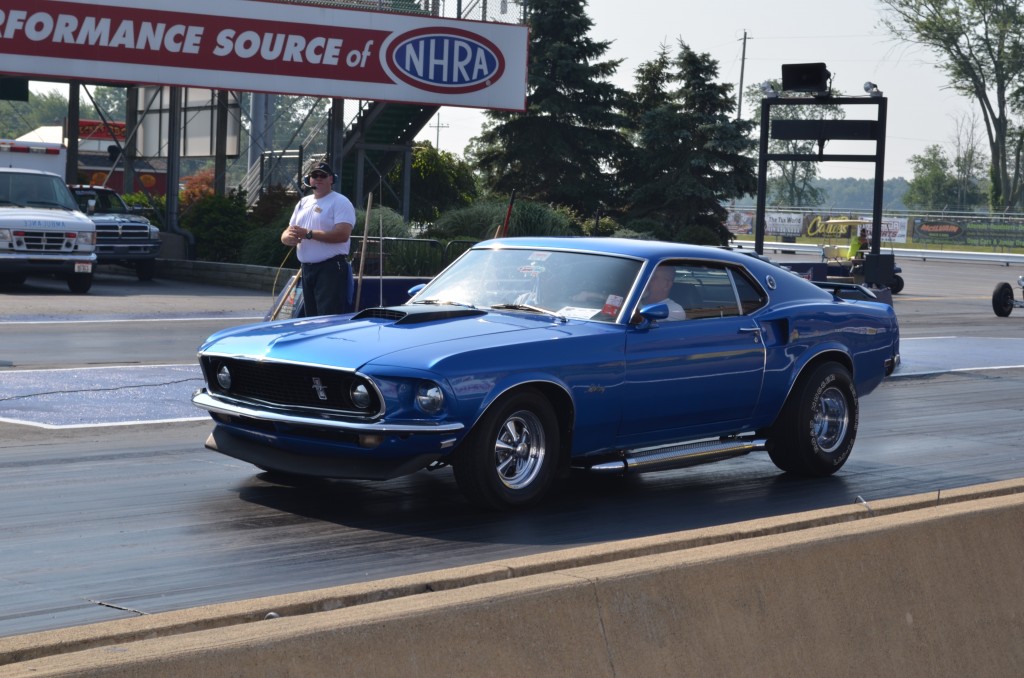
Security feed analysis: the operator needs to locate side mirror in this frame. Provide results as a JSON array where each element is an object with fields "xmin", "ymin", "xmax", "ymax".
[
  {"xmin": 632, "ymin": 302, "xmax": 669, "ymax": 328},
  {"xmin": 407, "ymin": 283, "xmax": 427, "ymax": 298}
]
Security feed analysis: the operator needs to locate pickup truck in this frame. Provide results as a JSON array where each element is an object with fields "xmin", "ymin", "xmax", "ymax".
[
  {"xmin": 69, "ymin": 185, "xmax": 162, "ymax": 281},
  {"xmin": 0, "ymin": 167, "xmax": 97, "ymax": 293}
]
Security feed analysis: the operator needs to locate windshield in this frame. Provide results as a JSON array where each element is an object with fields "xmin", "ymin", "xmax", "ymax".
[
  {"xmin": 0, "ymin": 173, "xmax": 80, "ymax": 211},
  {"xmin": 413, "ymin": 247, "xmax": 643, "ymax": 322},
  {"xmin": 72, "ymin": 188, "xmax": 128, "ymax": 214}
]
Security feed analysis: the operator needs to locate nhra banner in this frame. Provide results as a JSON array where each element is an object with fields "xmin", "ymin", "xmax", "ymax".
[{"xmin": 0, "ymin": 0, "xmax": 528, "ymax": 110}]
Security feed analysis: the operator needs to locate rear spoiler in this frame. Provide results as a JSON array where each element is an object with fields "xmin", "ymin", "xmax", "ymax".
[{"xmin": 813, "ymin": 280, "xmax": 893, "ymax": 305}]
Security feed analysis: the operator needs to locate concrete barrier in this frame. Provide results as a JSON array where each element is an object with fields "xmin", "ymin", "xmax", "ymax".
[{"xmin": 3, "ymin": 479, "xmax": 1022, "ymax": 677}]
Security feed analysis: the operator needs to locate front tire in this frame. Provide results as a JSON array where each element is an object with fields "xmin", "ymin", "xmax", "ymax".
[
  {"xmin": 767, "ymin": 362, "xmax": 858, "ymax": 476},
  {"xmin": 136, "ymin": 258, "xmax": 157, "ymax": 281},
  {"xmin": 454, "ymin": 388, "xmax": 560, "ymax": 510},
  {"xmin": 888, "ymin": 274, "xmax": 905, "ymax": 295},
  {"xmin": 993, "ymin": 282, "xmax": 1014, "ymax": 317},
  {"xmin": 67, "ymin": 272, "xmax": 93, "ymax": 294}
]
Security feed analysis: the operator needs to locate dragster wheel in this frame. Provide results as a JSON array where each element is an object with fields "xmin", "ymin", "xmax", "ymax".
[{"xmin": 992, "ymin": 282, "xmax": 1014, "ymax": 317}]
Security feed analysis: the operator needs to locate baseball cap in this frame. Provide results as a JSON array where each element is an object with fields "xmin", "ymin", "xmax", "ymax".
[{"xmin": 310, "ymin": 162, "xmax": 335, "ymax": 179}]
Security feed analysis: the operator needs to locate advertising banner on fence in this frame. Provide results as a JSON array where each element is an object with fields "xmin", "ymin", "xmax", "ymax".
[{"xmin": 0, "ymin": 0, "xmax": 528, "ymax": 110}]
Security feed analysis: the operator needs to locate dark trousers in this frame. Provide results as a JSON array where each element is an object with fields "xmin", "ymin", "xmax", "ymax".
[{"xmin": 300, "ymin": 256, "xmax": 349, "ymax": 317}]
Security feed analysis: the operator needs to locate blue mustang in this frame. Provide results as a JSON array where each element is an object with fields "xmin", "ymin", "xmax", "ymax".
[{"xmin": 193, "ymin": 237, "xmax": 900, "ymax": 509}]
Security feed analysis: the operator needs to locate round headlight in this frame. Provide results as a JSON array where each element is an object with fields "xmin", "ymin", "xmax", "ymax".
[
  {"xmin": 350, "ymin": 383, "xmax": 372, "ymax": 409},
  {"xmin": 415, "ymin": 383, "xmax": 444, "ymax": 414},
  {"xmin": 216, "ymin": 364, "xmax": 232, "ymax": 390}
]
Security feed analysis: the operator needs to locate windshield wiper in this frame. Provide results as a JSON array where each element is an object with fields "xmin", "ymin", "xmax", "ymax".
[
  {"xmin": 412, "ymin": 299, "xmax": 477, "ymax": 309},
  {"xmin": 490, "ymin": 303, "xmax": 567, "ymax": 322}
]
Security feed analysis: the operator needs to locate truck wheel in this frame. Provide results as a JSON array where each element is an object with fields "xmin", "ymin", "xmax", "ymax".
[
  {"xmin": 453, "ymin": 388, "xmax": 560, "ymax": 510},
  {"xmin": 136, "ymin": 258, "xmax": 157, "ymax": 281},
  {"xmin": 0, "ymin": 274, "xmax": 27, "ymax": 287},
  {"xmin": 766, "ymin": 363, "xmax": 858, "ymax": 477},
  {"xmin": 992, "ymin": 282, "xmax": 1014, "ymax": 317},
  {"xmin": 67, "ymin": 273, "xmax": 93, "ymax": 294}
]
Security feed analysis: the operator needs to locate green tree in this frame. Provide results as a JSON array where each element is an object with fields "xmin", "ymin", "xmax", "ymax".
[
  {"xmin": 619, "ymin": 41, "xmax": 757, "ymax": 245},
  {"xmin": 0, "ymin": 88, "xmax": 93, "ymax": 139},
  {"xmin": 747, "ymin": 80, "xmax": 841, "ymax": 208},
  {"xmin": 882, "ymin": 0, "xmax": 1024, "ymax": 209},
  {"xmin": 84, "ymin": 85, "xmax": 126, "ymax": 121},
  {"xmin": 386, "ymin": 142, "xmax": 477, "ymax": 223},
  {"xmin": 468, "ymin": 0, "xmax": 627, "ymax": 217},
  {"xmin": 902, "ymin": 145, "xmax": 961, "ymax": 210}
]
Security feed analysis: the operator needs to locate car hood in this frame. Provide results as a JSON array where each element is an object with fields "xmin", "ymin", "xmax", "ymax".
[
  {"xmin": 199, "ymin": 305, "xmax": 591, "ymax": 371},
  {"xmin": 88, "ymin": 212, "xmax": 150, "ymax": 225},
  {"xmin": 0, "ymin": 206, "xmax": 94, "ymax": 229}
]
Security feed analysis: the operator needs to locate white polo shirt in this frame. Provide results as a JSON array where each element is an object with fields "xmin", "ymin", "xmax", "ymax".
[{"xmin": 290, "ymin": 191, "xmax": 356, "ymax": 264}]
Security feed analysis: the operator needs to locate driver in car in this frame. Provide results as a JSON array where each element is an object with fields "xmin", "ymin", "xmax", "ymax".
[{"xmin": 640, "ymin": 265, "xmax": 687, "ymax": 320}]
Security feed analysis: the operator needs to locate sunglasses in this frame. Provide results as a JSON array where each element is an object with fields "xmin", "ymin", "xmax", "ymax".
[{"xmin": 310, "ymin": 172, "xmax": 329, "ymax": 179}]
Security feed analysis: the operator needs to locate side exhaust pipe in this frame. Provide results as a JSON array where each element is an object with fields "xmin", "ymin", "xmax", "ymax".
[{"xmin": 584, "ymin": 437, "xmax": 767, "ymax": 475}]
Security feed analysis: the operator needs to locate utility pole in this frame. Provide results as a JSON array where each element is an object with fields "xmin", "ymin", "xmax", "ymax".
[
  {"xmin": 737, "ymin": 30, "xmax": 748, "ymax": 121},
  {"xmin": 430, "ymin": 112, "xmax": 449, "ymax": 148}
]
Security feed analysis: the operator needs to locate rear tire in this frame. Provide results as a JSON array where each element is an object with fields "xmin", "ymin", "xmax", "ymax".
[
  {"xmin": 453, "ymin": 388, "xmax": 560, "ymax": 510},
  {"xmin": 888, "ymin": 274, "xmax": 905, "ymax": 295},
  {"xmin": 767, "ymin": 362, "xmax": 858, "ymax": 476},
  {"xmin": 993, "ymin": 282, "xmax": 1014, "ymax": 317}
]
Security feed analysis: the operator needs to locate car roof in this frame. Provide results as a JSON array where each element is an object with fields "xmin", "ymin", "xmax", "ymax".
[
  {"xmin": 474, "ymin": 236, "xmax": 755, "ymax": 266},
  {"xmin": 68, "ymin": 185, "xmax": 115, "ymax": 192},
  {"xmin": 0, "ymin": 167, "xmax": 60, "ymax": 177}
]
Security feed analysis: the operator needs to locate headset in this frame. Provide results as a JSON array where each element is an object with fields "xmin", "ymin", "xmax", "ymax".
[{"xmin": 302, "ymin": 164, "xmax": 337, "ymax": 189}]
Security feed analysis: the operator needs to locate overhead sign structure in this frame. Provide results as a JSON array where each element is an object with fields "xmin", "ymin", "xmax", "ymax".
[{"xmin": 0, "ymin": 0, "xmax": 528, "ymax": 110}]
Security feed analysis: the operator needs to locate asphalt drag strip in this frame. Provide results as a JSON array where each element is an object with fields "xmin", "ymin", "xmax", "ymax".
[
  {"xmin": 0, "ymin": 364, "xmax": 205, "ymax": 429},
  {"xmin": 2, "ymin": 337, "xmax": 1024, "ymax": 429}
]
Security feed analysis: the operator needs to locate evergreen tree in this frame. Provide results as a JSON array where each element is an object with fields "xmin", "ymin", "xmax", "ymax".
[
  {"xmin": 620, "ymin": 41, "xmax": 757, "ymax": 245},
  {"xmin": 468, "ymin": 0, "xmax": 627, "ymax": 218}
]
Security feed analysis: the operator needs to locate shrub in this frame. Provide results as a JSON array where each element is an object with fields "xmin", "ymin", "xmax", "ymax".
[
  {"xmin": 427, "ymin": 197, "xmax": 581, "ymax": 241},
  {"xmin": 180, "ymin": 191, "xmax": 249, "ymax": 263}
]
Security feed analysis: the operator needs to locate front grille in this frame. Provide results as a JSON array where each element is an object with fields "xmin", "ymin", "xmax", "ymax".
[
  {"xmin": 16, "ymin": 230, "xmax": 74, "ymax": 252},
  {"xmin": 201, "ymin": 357, "xmax": 380, "ymax": 415},
  {"xmin": 95, "ymin": 223, "xmax": 152, "ymax": 242}
]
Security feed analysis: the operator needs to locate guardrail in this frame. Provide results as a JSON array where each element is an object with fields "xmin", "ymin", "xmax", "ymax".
[{"xmin": 732, "ymin": 240, "xmax": 1024, "ymax": 267}]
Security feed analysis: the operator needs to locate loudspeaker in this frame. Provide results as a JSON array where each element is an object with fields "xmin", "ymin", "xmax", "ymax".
[
  {"xmin": 781, "ymin": 63, "xmax": 831, "ymax": 93},
  {"xmin": 0, "ymin": 77, "xmax": 29, "ymax": 102}
]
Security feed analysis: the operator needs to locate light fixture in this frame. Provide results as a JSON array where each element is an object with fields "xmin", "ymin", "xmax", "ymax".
[
  {"xmin": 864, "ymin": 81, "xmax": 882, "ymax": 97},
  {"xmin": 760, "ymin": 81, "xmax": 778, "ymax": 99}
]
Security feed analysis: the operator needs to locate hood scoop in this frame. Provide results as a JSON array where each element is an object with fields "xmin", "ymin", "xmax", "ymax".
[{"xmin": 352, "ymin": 304, "xmax": 486, "ymax": 325}]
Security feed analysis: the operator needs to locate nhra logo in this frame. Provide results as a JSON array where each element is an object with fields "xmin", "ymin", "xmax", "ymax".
[{"xmin": 386, "ymin": 27, "xmax": 504, "ymax": 94}]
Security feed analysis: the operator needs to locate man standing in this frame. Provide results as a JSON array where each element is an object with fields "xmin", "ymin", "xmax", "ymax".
[{"xmin": 281, "ymin": 161, "xmax": 356, "ymax": 316}]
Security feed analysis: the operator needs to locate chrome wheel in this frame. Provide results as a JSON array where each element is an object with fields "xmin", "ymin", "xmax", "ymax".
[
  {"xmin": 766, "ymin": 363, "xmax": 858, "ymax": 477},
  {"xmin": 454, "ymin": 388, "xmax": 560, "ymax": 509},
  {"xmin": 812, "ymin": 386, "xmax": 850, "ymax": 454},
  {"xmin": 494, "ymin": 410, "xmax": 547, "ymax": 490}
]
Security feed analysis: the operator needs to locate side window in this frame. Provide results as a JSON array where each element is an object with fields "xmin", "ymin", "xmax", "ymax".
[
  {"xmin": 732, "ymin": 269, "xmax": 768, "ymax": 314},
  {"xmin": 648, "ymin": 262, "xmax": 769, "ymax": 320}
]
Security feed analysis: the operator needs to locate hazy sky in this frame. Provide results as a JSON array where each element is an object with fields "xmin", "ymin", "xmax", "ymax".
[
  {"xmin": 27, "ymin": 1, "xmax": 968, "ymax": 181},
  {"xmin": 416, "ymin": 0, "xmax": 971, "ymax": 180}
]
